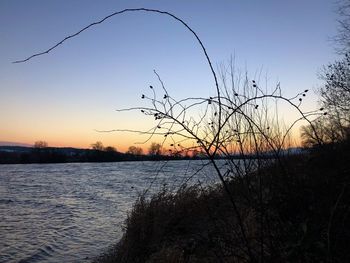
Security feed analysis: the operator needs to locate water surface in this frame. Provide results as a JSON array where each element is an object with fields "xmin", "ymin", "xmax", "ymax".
[{"xmin": 0, "ymin": 160, "xmax": 218, "ymax": 262}]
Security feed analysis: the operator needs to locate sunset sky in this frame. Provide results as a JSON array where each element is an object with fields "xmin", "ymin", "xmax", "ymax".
[{"xmin": 0, "ymin": 0, "xmax": 339, "ymax": 152}]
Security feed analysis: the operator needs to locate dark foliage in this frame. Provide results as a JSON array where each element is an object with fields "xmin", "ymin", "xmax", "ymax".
[{"xmin": 95, "ymin": 142, "xmax": 350, "ymax": 263}]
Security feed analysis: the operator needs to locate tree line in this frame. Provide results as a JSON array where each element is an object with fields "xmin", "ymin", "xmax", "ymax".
[{"xmin": 0, "ymin": 141, "xmax": 206, "ymax": 164}]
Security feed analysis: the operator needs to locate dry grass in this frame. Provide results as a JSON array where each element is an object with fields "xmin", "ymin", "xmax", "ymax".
[{"xmin": 94, "ymin": 142, "xmax": 350, "ymax": 263}]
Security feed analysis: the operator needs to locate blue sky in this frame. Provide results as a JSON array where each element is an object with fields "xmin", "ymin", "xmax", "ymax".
[{"xmin": 0, "ymin": 0, "xmax": 340, "ymax": 150}]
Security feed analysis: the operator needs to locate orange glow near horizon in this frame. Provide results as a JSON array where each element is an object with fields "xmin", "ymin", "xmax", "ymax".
[
  {"xmin": 0, "ymin": 124, "xmax": 304, "ymax": 154},
  {"xmin": 0, "ymin": 100, "xmax": 307, "ymax": 153}
]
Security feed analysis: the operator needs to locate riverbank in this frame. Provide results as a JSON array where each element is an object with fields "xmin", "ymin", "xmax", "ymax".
[
  {"xmin": 0, "ymin": 145, "xmax": 195, "ymax": 164},
  {"xmin": 94, "ymin": 142, "xmax": 350, "ymax": 262},
  {"xmin": 0, "ymin": 145, "xmax": 296, "ymax": 165}
]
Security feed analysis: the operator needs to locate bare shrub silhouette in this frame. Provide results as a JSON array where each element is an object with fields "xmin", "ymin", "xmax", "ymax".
[{"xmin": 116, "ymin": 63, "xmax": 324, "ymax": 261}]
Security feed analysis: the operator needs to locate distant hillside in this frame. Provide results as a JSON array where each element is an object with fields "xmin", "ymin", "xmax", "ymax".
[{"xmin": 0, "ymin": 141, "xmax": 32, "ymax": 147}]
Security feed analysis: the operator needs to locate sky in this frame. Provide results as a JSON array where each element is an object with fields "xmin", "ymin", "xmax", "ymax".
[{"xmin": 0, "ymin": 0, "xmax": 340, "ymax": 152}]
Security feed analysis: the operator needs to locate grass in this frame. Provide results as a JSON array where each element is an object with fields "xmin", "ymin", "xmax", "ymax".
[{"xmin": 94, "ymin": 141, "xmax": 350, "ymax": 262}]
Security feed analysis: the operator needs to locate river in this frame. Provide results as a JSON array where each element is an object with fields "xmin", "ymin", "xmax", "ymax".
[{"xmin": 0, "ymin": 160, "xmax": 222, "ymax": 262}]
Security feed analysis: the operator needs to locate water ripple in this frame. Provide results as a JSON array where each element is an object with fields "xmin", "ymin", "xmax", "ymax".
[{"xmin": 0, "ymin": 160, "xmax": 219, "ymax": 262}]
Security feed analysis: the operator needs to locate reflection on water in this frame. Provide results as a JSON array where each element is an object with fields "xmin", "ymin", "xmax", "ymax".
[{"xmin": 0, "ymin": 160, "xmax": 220, "ymax": 262}]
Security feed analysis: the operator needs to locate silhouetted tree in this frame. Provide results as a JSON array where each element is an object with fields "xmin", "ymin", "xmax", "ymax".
[
  {"xmin": 34, "ymin": 140, "xmax": 48, "ymax": 148},
  {"xmin": 320, "ymin": 53, "xmax": 350, "ymax": 121},
  {"xmin": 302, "ymin": 53, "xmax": 350, "ymax": 146},
  {"xmin": 105, "ymin": 146, "xmax": 117, "ymax": 152},
  {"xmin": 322, "ymin": 53, "xmax": 350, "ymax": 140},
  {"xmin": 91, "ymin": 141, "xmax": 104, "ymax": 151},
  {"xmin": 301, "ymin": 116, "xmax": 343, "ymax": 146},
  {"xmin": 148, "ymin": 142, "xmax": 162, "ymax": 156},
  {"xmin": 127, "ymin": 146, "xmax": 143, "ymax": 155}
]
